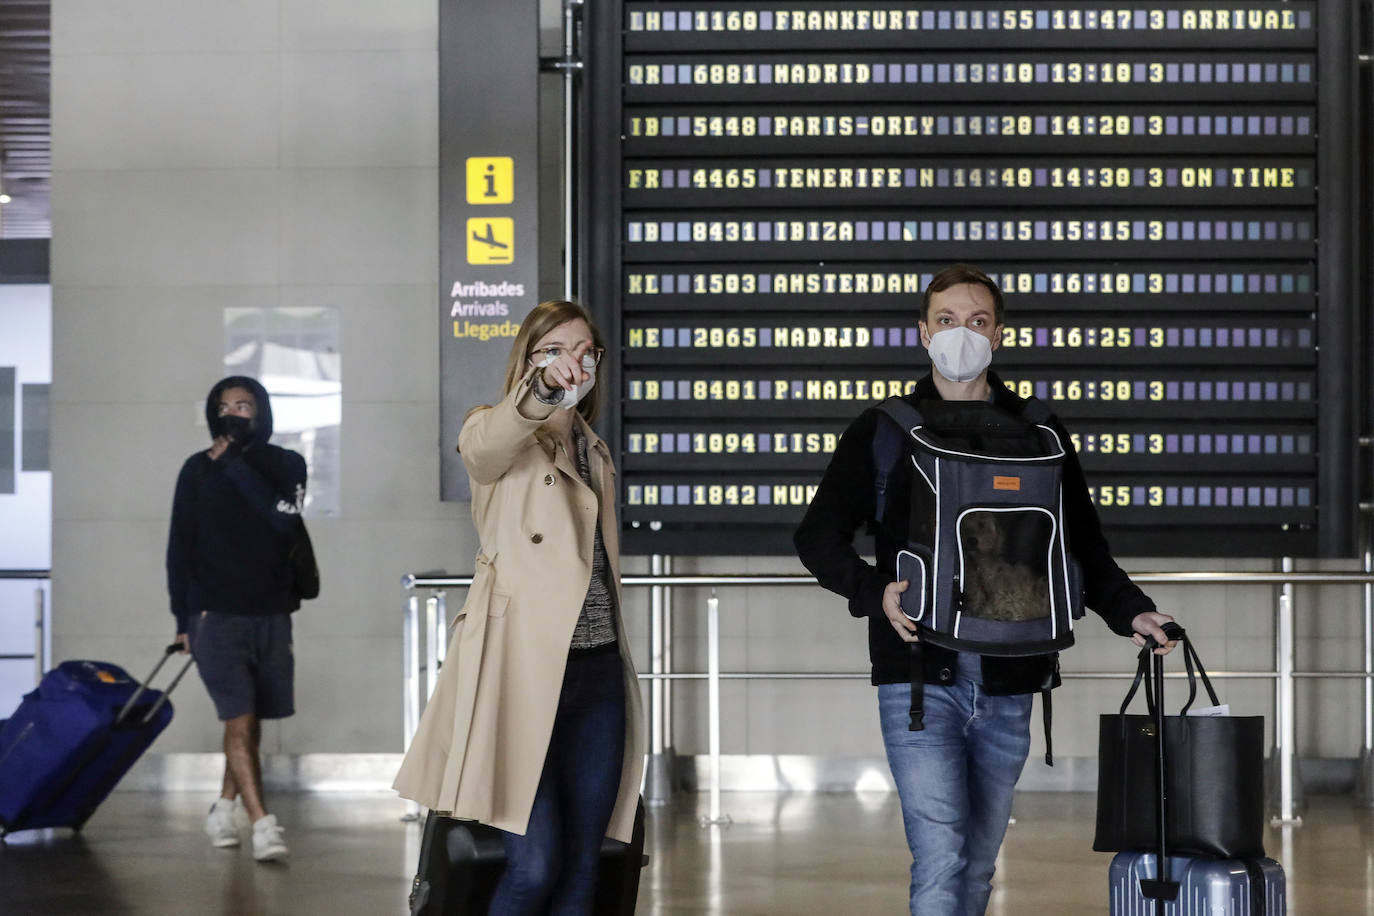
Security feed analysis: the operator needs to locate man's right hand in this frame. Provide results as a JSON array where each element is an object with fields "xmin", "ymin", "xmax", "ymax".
[
  {"xmin": 174, "ymin": 633, "xmax": 190, "ymax": 654},
  {"xmin": 882, "ymin": 580, "xmax": 919, "ymax": 643},
  {"xmin": 207, "ymin": 437, "xmax": 231, "ymax": 460}
]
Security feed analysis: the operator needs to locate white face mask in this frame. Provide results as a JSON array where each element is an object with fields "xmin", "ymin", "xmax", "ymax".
[
  {"xmin": 926, "ymin": 326, "xmax": 993, "ymax": 383},
  {"xmin": 538, "ymin": 352, "xmax": 598, "ymax": 410}
]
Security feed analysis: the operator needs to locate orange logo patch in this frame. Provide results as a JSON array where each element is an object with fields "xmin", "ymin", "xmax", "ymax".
[
  {"xmin": 95, "ymin": 670, "xmax": 118, "ymax": 683},
  {"xmin": 992, "ymin": 476, "xmax": 1021, "ymax": 491}
]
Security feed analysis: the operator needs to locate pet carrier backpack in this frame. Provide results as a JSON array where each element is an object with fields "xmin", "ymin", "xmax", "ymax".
[{"xmin": 872, "ymin": 396, "xmax": 1085, "ymax": 744}]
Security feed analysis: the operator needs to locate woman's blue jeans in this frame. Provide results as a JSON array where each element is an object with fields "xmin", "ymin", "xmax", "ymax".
[
  {"xmin": 878, "ymin": 674, "xmax": 1033, "ymax": 916},
  {"xmin": 489, "ymin": 649, "xmax": 626, "ymax": 916}
]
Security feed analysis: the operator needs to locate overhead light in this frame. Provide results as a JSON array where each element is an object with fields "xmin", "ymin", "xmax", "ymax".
[{"xmin": 0, "ymin": 194, "xmax": 10, "ymax": 204}]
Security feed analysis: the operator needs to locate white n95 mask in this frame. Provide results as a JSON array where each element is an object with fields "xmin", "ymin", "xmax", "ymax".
[{"xmin": 926, "ymin": 326, "xmax": 993, "ymax": 383}]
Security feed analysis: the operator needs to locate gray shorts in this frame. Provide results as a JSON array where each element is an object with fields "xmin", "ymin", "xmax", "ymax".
[{"xmin": 190, "ymin": 611, "xmax": 295, "ymax": 721}]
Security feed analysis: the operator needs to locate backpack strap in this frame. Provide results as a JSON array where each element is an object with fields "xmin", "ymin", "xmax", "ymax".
[
  {"xmin": 1019, "ymin": 395, "xmax": 1052, "ymax": 425},
  {"xmin": 1040, "ymin": 658, "xmax": 1059, "ymax": 766},
  {"xmin": 872, "ymin": 397, "xmax": 928, "ymax": 731},
  {"xmin": 908, "ymin": 641, "xmax": 925, "ymax": 731},
  {"xmin": 871, "ymin": 398, "xmax": 925, "ymax": 526},
  {"xmin": 1040, "ymin": 687, "xmax": 1054, "ymax": 766}
]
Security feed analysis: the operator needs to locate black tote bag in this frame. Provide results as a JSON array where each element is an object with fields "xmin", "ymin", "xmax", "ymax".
[{"xmin": 1092, "ymin": 633, "xmax": 1266, "ymax": 859}]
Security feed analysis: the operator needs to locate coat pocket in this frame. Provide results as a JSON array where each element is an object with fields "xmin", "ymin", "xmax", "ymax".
[
  {"xmin": 488, "ymin": 590, "xmax": 510, "ymax": 618},
  {"xmin": 453, "ymin": 552, "xmax": 503, "ymax": 629}
]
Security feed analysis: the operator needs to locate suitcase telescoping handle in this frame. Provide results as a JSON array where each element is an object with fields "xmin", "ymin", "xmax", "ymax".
[
  {"xmin": 114, "ymin": 643, "xmax": 195, "ymax": 728},
  {"xmin": 1136, "ymin": 621, "xmax": 1185, "ymax": 916}
]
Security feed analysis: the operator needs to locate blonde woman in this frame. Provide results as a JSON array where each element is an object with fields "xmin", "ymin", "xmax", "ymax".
[{"xmin": 395, "ymin": 300, "xmax": 644, "ymax": 915}]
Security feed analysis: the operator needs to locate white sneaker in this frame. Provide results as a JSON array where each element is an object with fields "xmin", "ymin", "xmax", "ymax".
[
  {"xmin": 252, "ymin": 813, "xmax": 289, "ymax": 862},
  {"xmin": 205, "ymin": 799, "xmax": 240, "ymax": 848}
]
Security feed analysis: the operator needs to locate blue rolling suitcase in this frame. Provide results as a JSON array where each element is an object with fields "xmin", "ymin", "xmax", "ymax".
[
  {"xmin": 1110, "ymin": 852, "xmax": 1286, "ymax": 915},
  {"xmin": 1106, "ymin": 624, "xmax": 1286, "ymax": 914},
  {"xmin": 0, "ymin": 646, "xmax": 193, "ymax": 836}
]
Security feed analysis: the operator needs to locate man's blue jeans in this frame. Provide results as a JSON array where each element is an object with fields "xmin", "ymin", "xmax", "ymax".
[
  {"xmin": 489, "ymin": 649, "xmax": 626, "ymax": 916},
  {"xmin": 878, "ymin": 672, "xmax": 1033, "ymax": 916}
]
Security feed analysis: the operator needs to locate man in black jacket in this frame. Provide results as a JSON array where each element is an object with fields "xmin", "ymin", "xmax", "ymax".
[
  {"xmin": 794, "ymin": 264, "xmax": 1177, "ymax": 915},
  {"xmin": 168, "ymin": 375, "xmax": 305, "ymax": 863}
]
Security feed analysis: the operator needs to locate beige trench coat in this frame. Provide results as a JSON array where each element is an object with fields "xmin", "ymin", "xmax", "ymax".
[{"xmin": 393, "ymin": 370, "xmax": 645, "ymax": 843}]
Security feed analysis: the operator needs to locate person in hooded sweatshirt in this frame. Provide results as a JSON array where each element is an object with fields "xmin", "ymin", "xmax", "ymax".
[{"xmin": 167, "ymin": 375, "xmax": 306, "ymax": 863}]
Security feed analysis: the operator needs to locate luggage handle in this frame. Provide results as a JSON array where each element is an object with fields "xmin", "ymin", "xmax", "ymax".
[
  {"xmin": 1139, "ymin": 622, "xmax": 1185, "ymax": 914},
  {"xmin": 114, "ymin": 643, "xmax": 195, "ymax": 728}
]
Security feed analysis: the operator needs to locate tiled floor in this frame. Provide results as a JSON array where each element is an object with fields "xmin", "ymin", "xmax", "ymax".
[{"xmin": 0, "ymin": 790, "xmax": 1369, "ymax": 914}]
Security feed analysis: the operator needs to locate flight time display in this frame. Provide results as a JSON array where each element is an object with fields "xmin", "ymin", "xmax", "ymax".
[{"xmin": 582, "ymin": 0, "xmax": 1356, "ymax": 557}]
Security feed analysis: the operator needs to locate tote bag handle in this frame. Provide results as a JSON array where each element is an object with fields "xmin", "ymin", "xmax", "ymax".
[{"xmin": 1116, "ymin": 622, "xmax": 1217, "ymax": 717}]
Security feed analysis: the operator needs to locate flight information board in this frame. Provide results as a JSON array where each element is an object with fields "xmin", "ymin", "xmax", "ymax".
[{"xmin": 582, "ymin": 1, "xmax": 1359, "ymax": 557}]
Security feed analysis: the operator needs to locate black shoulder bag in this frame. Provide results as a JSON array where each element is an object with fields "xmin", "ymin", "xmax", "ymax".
[{"xmin": 288, "ymin": 517, "xmax": 320, "ymax": 601}]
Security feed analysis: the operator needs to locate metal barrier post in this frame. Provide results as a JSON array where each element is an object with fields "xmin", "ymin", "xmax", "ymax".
[
  {"xmin": 425, "ymin": 595, "xmax": 440, "ymax": 703},
  {"xmin": 1359, "ymin": 525, "xmax": 1374, "ymax": 807},
  {"xmin": 1271, "ymin": 557, "xmax": 1304, "ymax": 825},
  {"xmin": 435, "ymin": 592, "xmax": 448, "ymax": 667},
  {"xmin": 33, "ymin": 585, "xmax": 44, "ymax": 683},
  {"xmin": 700, "ymin": 590, "xmax": 730, "ymax": 826},
  {"xmin": 1358, "ymin": 427, "xmax": 1374, "ymax": 806},
  {"xmin": 40, "ymin": 581, "xmax": 50, "ymax": 675},
  {"xmin": 0, "ymin": 572, "xmax": 52, "ymax": 692},
  {"xmin": 663, "ymin": 557, "xmax": 675, "ymax": 772},
  {"xmin": 646, "ymin": 555, "xmax": 673, "ymax": 805},
  {"xmin": 404, "ymin": 594, "xmax": 420, "ymax": 753},
  {"xmin": 558, "ymin": 0, "xmax": 582, "ymax": 299},
  {"xmin": 402, "ymin": 594, "xmax": 421, "ymax": 821}
]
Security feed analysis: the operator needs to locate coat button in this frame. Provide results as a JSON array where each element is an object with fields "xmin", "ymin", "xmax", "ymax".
[
  {"xmin": 530, "ymin": 533, "xmax": 543, "ymax": 544},
  {"xmin": 543, "ymin": 475, "xmax": 555, "ymax": 486}
]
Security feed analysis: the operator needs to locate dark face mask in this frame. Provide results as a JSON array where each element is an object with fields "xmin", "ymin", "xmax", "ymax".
[{"xmin": 220, "ymin": 414, "xmax": 255, "ymax": 445}]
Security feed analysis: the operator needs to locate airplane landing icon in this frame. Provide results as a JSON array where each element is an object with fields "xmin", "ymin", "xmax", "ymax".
[
  {"xmin": 466, "ymin": 218, "xmax": 514, "ymax": 264},
  {"xmin": 472, "ymin": 224, "xmax": 508, "ymax": 250}
]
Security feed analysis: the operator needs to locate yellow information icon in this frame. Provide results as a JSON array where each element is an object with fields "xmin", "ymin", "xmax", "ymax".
[
  {"xmin": 467, "ymin": 218, "xmax": 514, "ymax": 264},
  {"xmin": 466, "ymin": 157, "xmax": 514, "ymax": 204}
]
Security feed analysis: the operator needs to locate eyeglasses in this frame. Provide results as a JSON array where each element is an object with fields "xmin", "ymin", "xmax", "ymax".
[{"xmin": 528, "ymin": 345, "xmax": 604, "ymax": 366}]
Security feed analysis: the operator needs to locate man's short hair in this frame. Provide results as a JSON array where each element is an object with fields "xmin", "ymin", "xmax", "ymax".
[{"xmin": 922, "ymin": 263, "xmax": 1004, "ymax": 325}]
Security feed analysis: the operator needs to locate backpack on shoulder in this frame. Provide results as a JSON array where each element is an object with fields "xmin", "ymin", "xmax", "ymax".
[{"xmin": 872, "ymin": 396, "xmax": 1084, "ymax": 751}]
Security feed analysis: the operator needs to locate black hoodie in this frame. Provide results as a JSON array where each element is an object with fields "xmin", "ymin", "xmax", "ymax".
[{"xmin": 166, "ymin": 376, "xmax": 308, "ymax": 634}]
